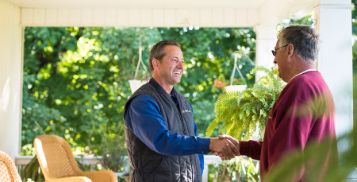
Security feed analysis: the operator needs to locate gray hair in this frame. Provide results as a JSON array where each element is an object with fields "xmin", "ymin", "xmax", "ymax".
[{"xmin": 278, "ymin": 25, "xmax": 318, "ymax": 62}]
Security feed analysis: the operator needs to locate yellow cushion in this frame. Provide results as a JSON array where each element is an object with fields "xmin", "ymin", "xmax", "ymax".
[{"xmin": 0, "ymin": 162, "xmax": 12, "ymax": 182}]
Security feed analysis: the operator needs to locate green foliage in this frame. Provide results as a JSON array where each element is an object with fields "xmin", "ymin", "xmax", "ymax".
[
  {"xmin": 205, "ymin": 67, "xmax": 283, "ymax": 182},
  {"xmin": 97, "ymin": 123, "xmax": 127, "ymax": 172},
  {"xmin": 265, "ymin": 128, "xmax": 357, "ymax": 182},
  {"xmin": 21, "ymin": 156, "xmax": 44, "ymax": 182},
  {"xmin": 350, "ymin": 0, "xmax": 357, "ymax": 127},
  {"xmin": 209, "ymin": 157, "xmax": 259, "ymax": 182},
  {"xmin": 278, "ymin": 14, "xmax": 314, "ymax": 29},
  {"xmin": 22, "ymin": 27, "xmax": 139, "ymax": 157},
  {"xmin": 206, "ymin": 67, "xmax": 283, "ymax": 139},
  {"xmin": 353, "ymin": 0, "xmax": 357, "ymax": 35}
]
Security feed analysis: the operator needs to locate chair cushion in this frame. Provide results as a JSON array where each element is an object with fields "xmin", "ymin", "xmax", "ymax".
[
  {"xmin": 0, "ymin": 161, "xmax": 12, "ymax": 182},
  {"xmin": 44, "ymin": 142, "xmax": 76, "ymax": 177}
]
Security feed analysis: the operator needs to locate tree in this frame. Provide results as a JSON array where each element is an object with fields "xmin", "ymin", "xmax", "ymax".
[{"xmin": 22, "ymin": 27, "xmax": 256, "ymax": 163}]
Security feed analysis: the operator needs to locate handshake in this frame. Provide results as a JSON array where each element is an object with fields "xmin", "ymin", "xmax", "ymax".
[{"xmin": 209, "ymin": 135, "xmax": 240, "ymax": 160}]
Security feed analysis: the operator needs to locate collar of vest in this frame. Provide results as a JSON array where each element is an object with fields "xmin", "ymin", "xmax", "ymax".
[{"xmin": 149, "ymin": 78, "xmax": 178, "ymax": 98}]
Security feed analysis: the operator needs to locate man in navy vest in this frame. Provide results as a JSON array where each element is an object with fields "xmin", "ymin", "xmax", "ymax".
[{"xmin": 124, "ymin": 40, "xmax": 239, "ymax": 182}]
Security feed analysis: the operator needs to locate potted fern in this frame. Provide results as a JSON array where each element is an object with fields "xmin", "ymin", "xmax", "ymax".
[
  {"xmin": 207, "ymin": 67, "xmax": 283, "ymax": 139},
  {"xmin": 206, "ymin": 67, "xmax": 284, "ymax": 182}
]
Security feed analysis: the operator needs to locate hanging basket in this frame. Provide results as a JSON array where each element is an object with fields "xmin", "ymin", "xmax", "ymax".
[
  {"xmin": 129, "ymin": 79, "xmax": 147, "ymax": 93},
  {"xmin": 128, "ymin": 38, "xmax": 148, "ymax": 93},
  {"xmin": 224, "ymin": 84, "xmax": 247, "ymax": 93},
  {"xmin": 223, "ymin": 52, "xmax": 248, "ymax": 93}
]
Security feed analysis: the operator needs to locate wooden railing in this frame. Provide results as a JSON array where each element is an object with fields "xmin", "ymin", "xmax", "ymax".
[{"xmin": 15, "ymin": 155, "xmax": 102, "ymax": 166}]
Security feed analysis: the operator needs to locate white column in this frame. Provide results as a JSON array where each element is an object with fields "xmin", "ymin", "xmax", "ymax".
[
  {"xmin": 202, "ymin": 155, "xmax": 221, "ymax": 182},
  {"xmin": 314, "ymin": 0, "xmax": 353, "ymax": 136},
  {"xmin": 0, "ymin": 1, "xmax": 23, "ymax": 158},
  {"xmin": 254, "ymin": 24, "xmax": 278, "ymax": 79}
]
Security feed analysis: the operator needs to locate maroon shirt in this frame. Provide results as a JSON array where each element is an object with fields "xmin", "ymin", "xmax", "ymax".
[{"xmin": 240, "ymin": 71, "xmax": 336, "ymax": 179}]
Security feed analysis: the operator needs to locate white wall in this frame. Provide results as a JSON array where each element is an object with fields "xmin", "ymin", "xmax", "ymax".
[
  {"xmin": 0, "ymin": 1, "xmax": 23, "ymax": 158},
  {"xmin": 314, "ymin": 0, "xmax": 353, "ymax": 136}
]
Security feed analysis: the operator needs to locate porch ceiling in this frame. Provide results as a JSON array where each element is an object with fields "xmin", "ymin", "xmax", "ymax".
[
  {"xmin": 6, "ymin": 0, "xmax": 265, "ymax": 9},
  {"xmin": 4, "ymin": 0, "xmax": 318, "ymax": 27}
]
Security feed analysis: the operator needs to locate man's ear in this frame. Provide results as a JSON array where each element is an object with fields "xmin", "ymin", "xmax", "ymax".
[
  {"xmin": 152, "ymin": 58, "xmax": 160, "ymax": 69},
  {"xmin": 288, "ymin": 44, "xmax": 294, "ymax": 56}
]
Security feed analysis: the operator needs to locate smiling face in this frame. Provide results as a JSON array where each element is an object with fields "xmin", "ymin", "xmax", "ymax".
[{"xmin": 153, "ymin": 45, "xmax": 184, "ymax": 87}]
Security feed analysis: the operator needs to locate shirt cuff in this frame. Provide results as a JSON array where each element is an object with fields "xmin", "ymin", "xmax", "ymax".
[
  {"xmin": 196, "ymin": 137, "xmax": 211, "ymax": 154},
  {"xmin": 239, "ymin": 141, "xmax": 251, "ymax": 156},
  {"xmin": 239, "ymin": 140, "xmax": 261, "ymax": 159}
]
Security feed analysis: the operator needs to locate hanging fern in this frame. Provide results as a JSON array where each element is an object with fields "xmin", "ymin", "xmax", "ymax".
[{"xmin": 206, "ymin": 67, "xmax": 284, "ymax": 140}]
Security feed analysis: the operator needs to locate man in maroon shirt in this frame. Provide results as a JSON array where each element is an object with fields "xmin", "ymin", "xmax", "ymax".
[{"xmin": 223, "ymin": 26, "xmax": 336, "ymax": 181}]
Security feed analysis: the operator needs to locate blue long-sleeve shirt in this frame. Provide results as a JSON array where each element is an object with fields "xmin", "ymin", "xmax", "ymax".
[{"xmin": 124, "ymin": 95, "xmax": 211, "ymax": 173}]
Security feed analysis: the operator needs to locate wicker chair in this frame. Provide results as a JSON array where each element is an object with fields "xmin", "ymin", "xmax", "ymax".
[
  {"xmin": 0, "ymin": 151, "xmax": 21, "ymax": 182},
  {"xmin": 34, "ymin": 135, "xmax": 117, "ymax": 182}
]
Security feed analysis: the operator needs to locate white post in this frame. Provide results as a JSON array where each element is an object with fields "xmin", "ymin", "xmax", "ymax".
[
  {"xmin": 0, "ymin": 1, "xmax": 23, "ymax": 158},
  {"xmin": 254, "ymin": 24, "xmax": 278, "ymax": 79},
  {"xmin": 202, "ymin": 155, "xmax": 222, "ymax": 182},
  {"xmin": 314, "ymin": 0, "xmax": 353, "ymax": 136}
]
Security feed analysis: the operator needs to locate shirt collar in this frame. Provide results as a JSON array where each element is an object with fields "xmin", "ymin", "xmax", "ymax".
[{"xmin": 290, "ymin": 69, "xmax": 317, "ymax": 82}]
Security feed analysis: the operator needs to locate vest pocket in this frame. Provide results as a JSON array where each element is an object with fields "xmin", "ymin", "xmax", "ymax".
[
  {"xmin": 154, "ymin": 157, "xmax": 174, "ymax": 181},
  {"xmin": 141, "ymin": 155, "xmax": 164, "ymax": 174}
]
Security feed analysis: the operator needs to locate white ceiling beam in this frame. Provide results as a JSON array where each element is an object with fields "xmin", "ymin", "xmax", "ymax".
[
  {"xmin": 21, "ymin": 8, "xmax": 259, "ymax": 27},
  {"xmin": 6, "ymin": 0, "xmax": 264, "ymax": 9}
]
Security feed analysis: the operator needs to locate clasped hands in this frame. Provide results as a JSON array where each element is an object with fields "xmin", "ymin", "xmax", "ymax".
[{"xmin": 209, "ymin": 135, "xmax": 240, "ymax": 160}]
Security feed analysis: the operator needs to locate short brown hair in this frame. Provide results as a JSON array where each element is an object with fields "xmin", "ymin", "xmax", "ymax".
[
  {"xmin": 149, "ymin": 40, "xmax": 181, "ymax": 71},
  {"xmin": 279, "ymin": 26, "xmax": 318, "ymax": 62}
]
